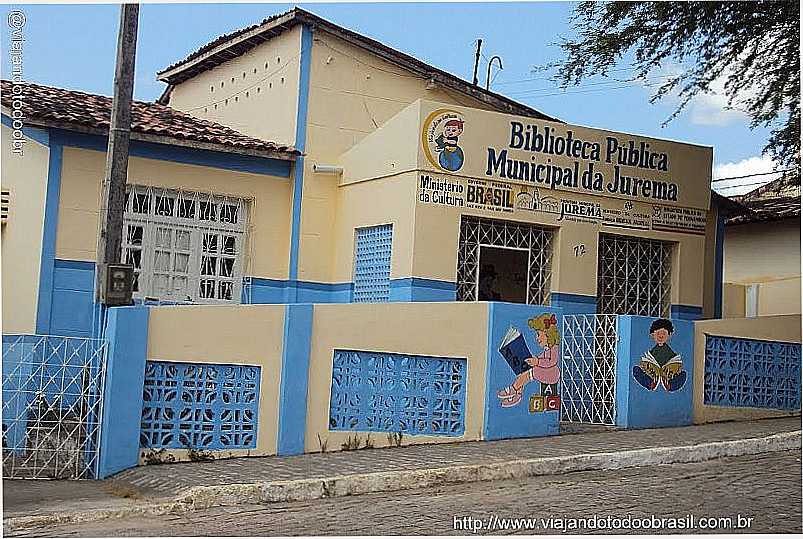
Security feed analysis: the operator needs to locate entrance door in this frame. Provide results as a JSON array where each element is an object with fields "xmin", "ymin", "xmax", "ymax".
[{"xmin": 457, "ymin": 216, "xmax": 554, "ymax": 304}]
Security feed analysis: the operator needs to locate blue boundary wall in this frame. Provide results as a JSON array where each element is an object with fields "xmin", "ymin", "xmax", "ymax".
[
  {"xmin": 483, "ymin": 302, "xmax": 563, "ymax": 440},
  {"xmin": 615, "ymin": 315, "xmax": 694, "ymax": 429},
  {"xmin": 98, "ymin": 306, "xmax": 149, "ymax": 478},
  {"xmin": 276, "ymin": 304, "xmax": 314, "ymax": 455}
]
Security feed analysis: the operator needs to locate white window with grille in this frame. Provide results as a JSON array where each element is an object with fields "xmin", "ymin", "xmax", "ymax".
[
  {"xmin": 122, "ymin": 185, "xmax": 248, "ymax": 303},
  {"xmin": 596, "ymin": 233, "xmax": 673, "ymax": 317}
]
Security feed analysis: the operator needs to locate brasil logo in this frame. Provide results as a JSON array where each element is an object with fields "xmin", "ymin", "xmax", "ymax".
[{"xmin": 422, "ymin": 108, "xmax": 466, "ymax": 173}]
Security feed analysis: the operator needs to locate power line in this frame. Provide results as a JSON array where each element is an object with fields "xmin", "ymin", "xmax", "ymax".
[
  {"xmin": 505, "ymin": 75, "xmax": 674, "ymax": 97},
  {"xmin": 495, "ymin": 66, "xmax": 651, "ymax": 86},
  {"xmin": 510, "ymin": 79, "xmax": 670, "ymax": 99},
  {"xmin": 715, "ymin": 179, "xmax": 780, "ymax": 190},
  {"xmin": 712, "ymin": 168, "xmax": 795, "ymax": 183}
]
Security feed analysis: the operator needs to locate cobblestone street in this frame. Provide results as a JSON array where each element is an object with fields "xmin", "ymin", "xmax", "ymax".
[{"xmin": 11, "ymin": 451, "xmax": 801, "ymax": 537}]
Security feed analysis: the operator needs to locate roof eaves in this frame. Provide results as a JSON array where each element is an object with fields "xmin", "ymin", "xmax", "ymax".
[
  {"xmin": 157, "ymin": 9, "xmax": 299, "ymax": 84},
  {"xmin": 21, "ymin": 116, "xmax": 298, "ymax": 161},
  {"xmin": 157, "ymin": 7, "xmax": 559, "ymax": 122}
]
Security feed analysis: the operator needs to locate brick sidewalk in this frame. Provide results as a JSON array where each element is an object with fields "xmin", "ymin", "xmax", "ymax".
[{"xmin": 4, "ymin": 417, "xmax": 800, "ymax": 519}]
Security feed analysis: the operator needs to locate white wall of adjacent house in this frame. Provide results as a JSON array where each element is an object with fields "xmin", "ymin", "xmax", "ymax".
[
  {"xmin": 722, "ymin": 219, "xmax": 802, "ymax": 316},
  {"xmin": 0, "ymin": 121, "xmax": 50, "ymax": 333}
]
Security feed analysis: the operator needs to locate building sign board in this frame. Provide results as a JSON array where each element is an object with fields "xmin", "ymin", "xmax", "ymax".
[
  {"xmin": 418, "ymin": 173, "xmax": 706, "ymax": 235},
  {"xmin": 418, "ymin": 101, "xmax": 713, "ymax": 211}
]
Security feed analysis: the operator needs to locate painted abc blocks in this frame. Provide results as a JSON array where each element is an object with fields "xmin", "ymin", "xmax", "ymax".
[{"xmin": 529, "ymin": 394, "xmax": 560, "ymax": 414}]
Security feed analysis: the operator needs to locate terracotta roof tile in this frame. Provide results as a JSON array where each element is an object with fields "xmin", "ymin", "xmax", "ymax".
[
  {"xmin": 726, "ymin": 174, "xmax": 801, "ymax": 224},
  {"xmin": 1, "ymin": 79, "xmax": 297, "ymax": 157}
]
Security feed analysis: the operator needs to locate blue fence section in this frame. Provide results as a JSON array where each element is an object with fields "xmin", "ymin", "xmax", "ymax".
[
  {"xmin": 352, "ymin": 225, "xmax": 393, "ymax": 303},
  {"xmin": 329, "ymin": 350, "xmax": 467, "ymax": 436},
  {"xmin": 704, "ymin": 335, "xmax": 801, "ymax": 410},
  {"xmin": 140, "ymin": 361, "xmax": 261, "ymax": 450}
]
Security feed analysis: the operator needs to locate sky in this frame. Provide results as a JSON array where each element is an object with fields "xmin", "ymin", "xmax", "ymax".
[{"xmin": 1, "ymin": 1, "xmax": 787, "ymax": 195}]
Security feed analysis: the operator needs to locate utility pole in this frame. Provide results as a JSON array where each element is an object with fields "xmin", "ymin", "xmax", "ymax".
[
  {"xmin": 96, "ymin": 3, "xmax": 139, "ymax": 302},
  {"xmin": 472, "ymin": 39, "xmax": 483, "ymax": 86}
]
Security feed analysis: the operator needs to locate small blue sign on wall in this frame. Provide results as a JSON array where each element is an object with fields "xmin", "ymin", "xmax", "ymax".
[{"xmin": 484, "ymin": 302, "xmax": 562, "ymax": 440}]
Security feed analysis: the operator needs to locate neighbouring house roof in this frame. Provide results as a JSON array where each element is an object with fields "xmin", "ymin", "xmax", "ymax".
[
  {"xmin": 155, "ymin": 7, "xmax": 560, "ymax": 122},
  {"xmin": 726, "ymin": 174, "xmax": 801, "ymax": 225},
  {"xmin": 711, "ymin": 191, "xmax": 751, "ymax": 218},
  {"xmin": 1, "ymin": 80, "xmax": 298, "ymax": 160}
]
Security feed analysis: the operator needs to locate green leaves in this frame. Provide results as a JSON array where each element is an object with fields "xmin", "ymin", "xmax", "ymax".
[{"xmin": 552, "ymin": 1, "xmax": 800, "ymax": 172}]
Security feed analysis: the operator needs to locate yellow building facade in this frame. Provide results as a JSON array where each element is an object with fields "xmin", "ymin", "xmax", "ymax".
[{"xmin": 158, "ymin": 9, "xmax": 717, "ymax": 318}]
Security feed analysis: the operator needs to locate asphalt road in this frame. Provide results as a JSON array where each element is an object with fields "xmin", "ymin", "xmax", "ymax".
[{"xmin": 9, "ymin": 451, "xmax": 802, "ymax": 536}]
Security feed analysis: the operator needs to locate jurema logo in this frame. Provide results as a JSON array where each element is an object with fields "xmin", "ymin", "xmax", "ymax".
[{"xmin": 421, "ymin": 108, "xmax": 466, "ymax": 173}]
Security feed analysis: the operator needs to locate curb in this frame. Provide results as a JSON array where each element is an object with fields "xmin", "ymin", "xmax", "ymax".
[{"xmin": 5, "ymin": 430, "xmax": 800, "ymax": 532}]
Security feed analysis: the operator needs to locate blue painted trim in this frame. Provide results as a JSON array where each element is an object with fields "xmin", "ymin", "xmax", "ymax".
[
  {"xmin": 671, "ymin": 304, "xmax": 704, "ymax": 320},
  {"xmin": 296, "ymin": 280, "xmax": 353, "ymax": 292},
  {"xmin": 47, "ymin": 129, "xmax": 291, "ymax": 177},
  {"xmin": 35, "ymin": 142, "xmax": 64, "ymax": 334},
  {"xmin": 714, "ymin": 211, "xmax": 726, "ymax": 319},
  {"xmin": 288, "ymin": 24, "xmax": 313, "ymax": 285},
  {"xmin": 551, "ymin": 292, "xmax": 597, "ymax": 315},
  {"xmin": 614, "ymin": 315, "xmax": 632, "ymax": 428},
  {"xmin": 482, "ymin": 302, "xmax": 497, "ymax": 440},
  {"xmin": 551, "ymin": 292, "xmax": 596, "ymax": 305},
  {"xmin": 388, "ymin": 278, "xmax": 457, "ymax": 302},
  {"xmin": 1, "ymin": 113, "xmax": 50, "ymax": 146},
  {"xmin": 389, "ymin": 277, "xmax": 456, "ymax": 291},
  {"xmin": 244, "ymin": 277, "xmax": 353, "ymax": 304},
  {"xmin": 277, "ymin": 304, "xmax": 314, "ymax": 456},
  {"xmin": 98, "ymin": 306, "xmax": 149, "ymax": 478},
  {"xmin": 54, "ymin": 259, "xmax": 95, "ymax": 271}
]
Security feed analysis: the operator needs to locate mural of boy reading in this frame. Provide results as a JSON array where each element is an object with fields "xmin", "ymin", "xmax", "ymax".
[
  {"xmin": 497, "ymin": 313, "xmax": 560, "ymax": 408},
  {"xmin": 633, "ymin": 318, "xmax": 687, "ymax": 392}
]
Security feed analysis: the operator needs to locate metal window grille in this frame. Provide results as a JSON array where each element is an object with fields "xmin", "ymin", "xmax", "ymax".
[
  {"xmin": 2, "ymin": 335, "xmax": 107, "ymax": 479},
  {"xmin": 329, "ymin": 350, "xmax": 467, "ymax": 436},
  {"xmin": 123, "ymin": 185, "xmax": 248, "ymax": 304},
  {"xmin": 140, "ymin": 361, "xmax": 260, "ymax": 450},
  {"xmin": 1, "ymin": 188, "xmax": 10, "ymax": 225},
  {"xmin": 353, "ymin": 224, "xmax": 393, "ymax": 303},
  {"xmin": 561, "ymin": 315, "xmax": 618, "ymax": 425},
  {"xmin": 704, "ymin": 335, "xmax": 801, "ymax": 410},
  {"xmin": 597, "ymin": 234, "xmax": 672, "ymax": 317},
  {"xmin": 456, "ymin": 216, "xmax": 554, "ymax": 305}
]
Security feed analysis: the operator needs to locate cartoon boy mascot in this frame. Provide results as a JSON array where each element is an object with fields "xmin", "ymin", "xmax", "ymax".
[
  {"xmin": 633, "ymin": 318, "xmax": 687, "ymax": 392},
  {"xmin": 497, "ymin": 313, "xmax": 560, "ymax": 407},
  {"xmin": 435, "ymin": 119, "xmax": 465, "ymax": 172}
]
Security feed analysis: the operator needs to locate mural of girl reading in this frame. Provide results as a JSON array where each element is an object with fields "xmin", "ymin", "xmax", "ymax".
[{"xmin": 496, "ymin": 313, "xmax": 560, "ymax": 409}]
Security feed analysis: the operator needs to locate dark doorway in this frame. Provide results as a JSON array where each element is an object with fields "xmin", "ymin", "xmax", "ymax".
[{"xmin": 478, "ymin": 246, "xmax": 528, "ymax": 303}]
